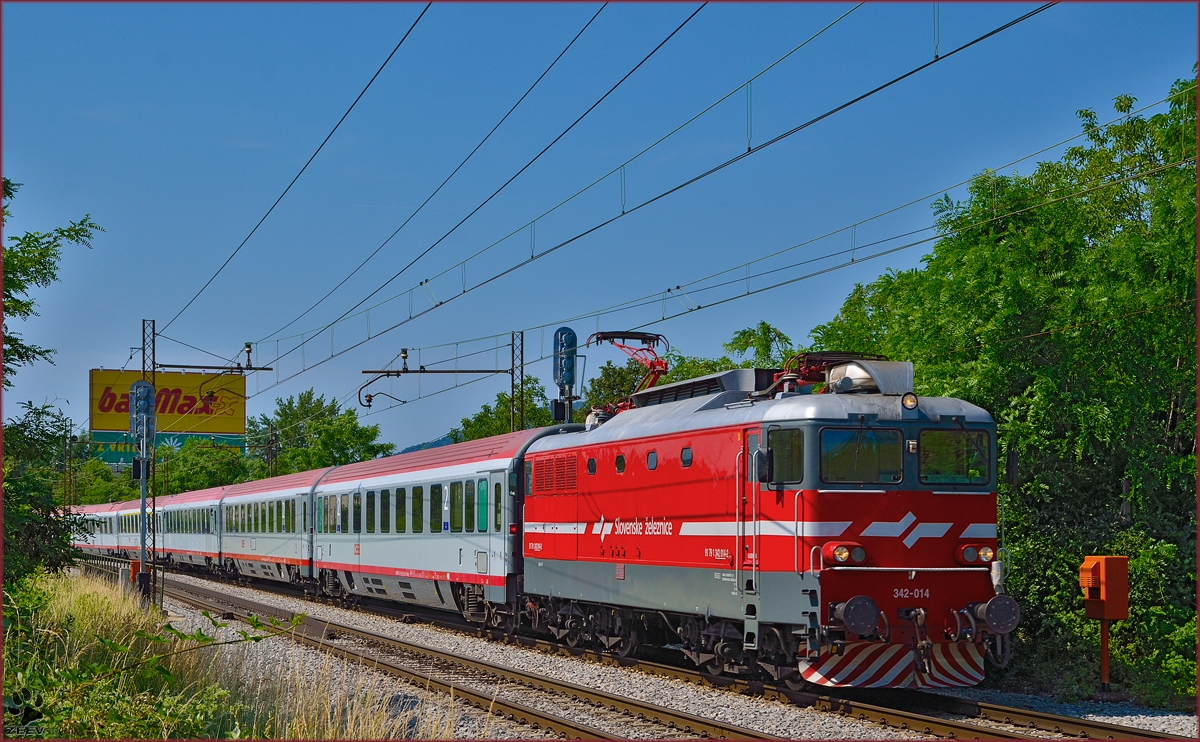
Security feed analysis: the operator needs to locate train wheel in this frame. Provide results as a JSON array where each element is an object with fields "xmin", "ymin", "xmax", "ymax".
[
  {"xmin": 783, "ymin": 674, "xmax": 810, "ymax": 692},
  {"xmin": 703, "ymin": 657, "xmax": 725, "ymax": 676},
  {"xmin": 614, "ymin": 630, "xmax": 638, "ymax": 659},
  {"xmin": 564, "ymin": 630, "xmax": 585, "ymax": 648}
]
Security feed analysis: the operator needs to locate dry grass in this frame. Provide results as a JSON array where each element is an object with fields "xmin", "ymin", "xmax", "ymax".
[{"xmin": 33, "ymin": 571, "xmax": 490, "ymax": 738}]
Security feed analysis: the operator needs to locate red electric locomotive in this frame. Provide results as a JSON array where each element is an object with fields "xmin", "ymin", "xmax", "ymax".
[{"xmin": 520, "ymin": 351, "xmax": 1019, "ymax": 689}]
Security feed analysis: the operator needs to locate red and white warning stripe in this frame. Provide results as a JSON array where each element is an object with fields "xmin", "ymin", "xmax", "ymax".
[{"xmin": 798, "ymin": 641, "xmax": 985, "ymax": 688}]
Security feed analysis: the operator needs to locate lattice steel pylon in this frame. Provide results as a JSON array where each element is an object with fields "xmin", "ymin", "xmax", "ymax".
[
  {"xmin": 510, "ymin": 331, "xmax": 525, "ymax": 432},
  {"xmin": 142, "ymin": 319, "xmax": 161, "ymax": 607}
]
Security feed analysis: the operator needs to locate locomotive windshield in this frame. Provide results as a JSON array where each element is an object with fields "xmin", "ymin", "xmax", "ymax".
[
  {"xmin": 918, "ymin": 429, "xmax": 990, "ymax": 484},
  {"xmin": 820, "ymin": 428, "xmax": 903, "ymax": 483}
]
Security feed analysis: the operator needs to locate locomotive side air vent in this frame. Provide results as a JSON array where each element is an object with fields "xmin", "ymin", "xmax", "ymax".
[{"xmin": 828, "ymin": 360, "xmax": 914, "ymax": 395}]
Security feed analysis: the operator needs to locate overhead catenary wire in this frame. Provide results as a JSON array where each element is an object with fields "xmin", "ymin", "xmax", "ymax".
[
  {"xmin": 261, "ymin": 2, "xmax": 862, "ymax": 347},
  {"xmin": 247, "ymin": 2, "xmax": 1057, "ymax": 393},
  {"xmin": 275, "ymin": 82, "xmax": 1195, "ymax": 353},
  {"xmin": 264, "ymin": 2, "xmax": 707, "ymax": 354},
  {"xmin": 258, "ymin": 3, "xmax": 610, "ymax": 342},
  {"xmin": 161, "ymin": 2, "xmax": 432, "ymax": 334},
  {"xmin": 357, "ymin": 154, "xmax": 1196, "ymax": 422}
]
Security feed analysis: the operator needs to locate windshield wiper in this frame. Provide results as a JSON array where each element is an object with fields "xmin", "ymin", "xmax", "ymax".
[
  {"xmin": 953, "ymin": 417, "xmax": 989, "ymax": 472},
  {"xmin": 852, "ymin": 415, "xmax": 866, "ymax": 473}
]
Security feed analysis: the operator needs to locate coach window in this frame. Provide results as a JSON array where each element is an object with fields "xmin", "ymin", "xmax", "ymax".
[
  {"xmin": 352, "ymin": 492, "xmax": 363, "ymax": 534},
  {"xmin": 380, "ymin": 490, "xmax": 390, "ymax": 533},
  {"xmin": 616, "ymin": 455, "xmax": 626, "ymax": 473},
  {"xmin": 328, "ymin": 496, "xmax": 336, "ymax": 534},
  {"xmin": 820, "ymin": 427, "xmax": 902, "ymax": 484},
  {"xmin": 449, "ymin": 482, "xmax": 464, "ymax": 533},
  {"xmin": 316, "ymin": 497, "xmax": 324, "ymax": 533},
  {"xmin": 340, "ymin": 494, "xmax": 350, "ymax": 534},
  {"xmin": 270, "ymin": 502, "xmax": 276, "ymax": 533},
  {"xmin": 430, "ymin": 484, "xmax": 443, "ymax": 533},
  {"xmin": 472, "ymin": 480, "xmax": 482, "ymax": 530},
  {"xmin": 647, "ymin": 451, "xmax": 658, "ymax": 471},
  {"xmin": 411, "ymin": 486, "xmax": 424, "ymax": 533},
  {"xmin": 276, "ymin": 501, "xmax": 282, "ymax": 532},
  {"xmin": 681, "ymin": 447, "xmax": 693, "ymax": 467},
  {"xmin": 464, "ymin": 480, "xmax": 475, "ymax": 533},
  {"xmin": 302, "ymin": 501, "xmax": 308, "ymax": 533},
  {"xmin": 494, "ymin": 482, "xmax": 503, "ymax": 532},
  {"xmin": 366, "ymin": 491, "xmax": 376, "ymax": 533},
  {"xmin": 396, "ymin": 488, "xmax": 407, "ymax": 533}
]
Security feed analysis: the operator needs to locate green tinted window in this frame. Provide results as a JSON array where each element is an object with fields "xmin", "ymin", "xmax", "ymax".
[
  {"xmin": 340, "ymin": 494, "xmax": 349, "ymax": 533},
  {"xmin": 768, "ymin": 429, "xmax": 804, "ymax": 483},
  {"xmin": 820, "ymin": 428, "xmax": 902, "ymax": 484},
  {"xmin": 919, "ymin": 429, "xmax": 990, "ymax": 485},
  {"xmin": 396, "ymin": 488, "xmax": 406, "ymax": 533},
  {"xmin": 380, "ymin": 490, "xmax": 390, "ymax": 533},
  {"xmin": 366, "ymin": 491, "xmax": 375, "ymax": 533},
  {"xmin": 476, "ymin": 479, "xmax": 488, "ymax": 533},
  {"xmin": 430, "ymin": 485, "xmax": 443, "ymax": 533},
  {"xmin": 449, "ymin": 482, "xmax": 463, "ymax": 533},
  {"xmin": 464, "ymin": 480, "xmax": 475, "ymax": 533},
  {"xmin": 494, "ymin": 482, "xmax": 502, "ymax": 532},
  {"xmin": 411, "ymin": 486, "xmax": 424, "ymax": 533}
]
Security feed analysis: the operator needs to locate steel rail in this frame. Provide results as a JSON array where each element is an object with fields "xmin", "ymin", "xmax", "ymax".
[
  {"xmin": 83, "ymin": 557, "xmax": 1189, "ymax": 741},
  {"xmin": 163, "ymin": 578, "xmax": 785, "ymax": 740},
  {"xmin": 908, "ymin": 691, "xmax": 1194, "ymax": 740},
  {"xmin": 161, "ymin": 579, "xmax": 617, "ymax": 740}
]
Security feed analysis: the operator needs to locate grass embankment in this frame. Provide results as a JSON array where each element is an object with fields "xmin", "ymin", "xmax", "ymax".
[{"xmin": 3, "ymin": 570, "xmax": 468, "ymax": 738}]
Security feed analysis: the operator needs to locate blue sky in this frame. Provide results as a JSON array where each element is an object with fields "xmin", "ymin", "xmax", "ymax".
[{"xmin": 4, "ymin": 2, "xmax": 1196, "ymax": 448}]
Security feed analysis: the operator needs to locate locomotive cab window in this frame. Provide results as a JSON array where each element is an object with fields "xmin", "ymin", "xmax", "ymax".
[
  {"xmin": 820, "ymin": 426, "xmax": 902, "ymax": 484},
  {"xmin": 767, "ymin": 429, "xmax": 804, "ymax": 483},
  {"xmin": 919, "ymin": 429, "xmax": 990, "ymax": 484}
]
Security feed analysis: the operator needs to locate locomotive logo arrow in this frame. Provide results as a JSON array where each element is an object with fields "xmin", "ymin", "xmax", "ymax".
[{"xmin": 860, "ymin": 511, "xmax": 953, "ymax": 548}]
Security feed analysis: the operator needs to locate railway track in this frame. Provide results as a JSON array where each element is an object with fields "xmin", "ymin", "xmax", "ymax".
[
  {"xmin": 80, "ymin": 557, "xmax": 1191, "ymax": 740},
  {"xmin": 164, "ymin": 577, "xmax": 786, "ymax": 740}
]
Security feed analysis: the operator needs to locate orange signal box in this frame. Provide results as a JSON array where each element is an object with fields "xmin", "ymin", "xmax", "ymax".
[{"xmin": 1079, "ymin": 555, "xmax": 1128, "ymax": 621}]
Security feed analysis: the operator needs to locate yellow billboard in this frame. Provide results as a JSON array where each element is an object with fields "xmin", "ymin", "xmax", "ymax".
[{"xmin": 89, "ymin": 370, "xmax": 246, "ymax": 435}]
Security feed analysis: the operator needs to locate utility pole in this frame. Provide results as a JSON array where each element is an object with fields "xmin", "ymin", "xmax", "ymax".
[
  {"xmin": 511, "ymin": 331, "xmax": 524, "ymax": 432},
  {"xmin": 133, "ymin": 318, "xmax": 157, "ymax": 604}
]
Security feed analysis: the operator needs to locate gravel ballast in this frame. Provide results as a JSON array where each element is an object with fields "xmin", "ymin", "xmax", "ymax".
[
  {"xmin": 168, "ymin": 573, "xmax": 1197, "ymax": 739},
  {"xmin": 162, "ymin": 595, "xmax": 558, "ymax": 739}
]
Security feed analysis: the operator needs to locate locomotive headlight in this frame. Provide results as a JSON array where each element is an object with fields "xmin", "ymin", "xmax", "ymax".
[
  {"xmin": 901, "ymin": 392, "xmax": 919, "ymax": 410},
  {"xmin": 832, "ymin": 545, "xmax": 851, "ymax": 563},
  {"xmin": 962, "ymin": 546, "xmax": 979, "ymax": 562},
  {"xmin": 978, "ymin": 546, "xmax": 995, "ymax": 562},
  {"xmin": 850, "ymin": 546, "xmax": 866, "ymax": 563}
]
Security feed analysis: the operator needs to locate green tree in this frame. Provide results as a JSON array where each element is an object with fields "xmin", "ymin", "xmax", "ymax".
[
  {"xmin": 3, "ymin": 402, "xmax": 85, "ymax": 583},
  {"xmin": 659, "ymin": 321, "xmax": 796, "ymax": 385},
  {"xmin": 74, "ymin": 457, "xmax": 139, "ymax": 505},
  {"xmin": 723, "ymin": 321, "xmax": 795, "ymax": 366},
  {"xmin": 245, "ymin": 389, "xmax": 394, "ymax": 476},
  {"xmin": 449, "ymin": 375, "xmax": 554, "ymax": 442},
  {"xmin": 155, "ymin": 438, "xmax": 251, "ymax": 494},
  {"xmin": 573, "ymin": 358, "xmax": 644, "ymax": 420},
  {"xmin": 2, "ymin": 178, "xmax": 103, "ymax": 387},
  {"xmin": 810, "ymin": 78, "xmax": 1196, "ymax": 703}
]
